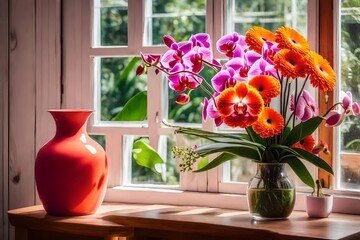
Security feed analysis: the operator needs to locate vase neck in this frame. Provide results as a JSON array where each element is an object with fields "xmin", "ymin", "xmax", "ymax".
[
  {"xmin": 256, "ymin": 163, "xmax": 286, "ymax": 178},
  {"xmin": 49, "ymin": 110, "xmax": 93, "ymax": 138}
]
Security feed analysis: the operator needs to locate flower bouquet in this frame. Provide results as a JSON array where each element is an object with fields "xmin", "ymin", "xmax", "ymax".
[{"xmin": 138, "ymin": 26, "xmax": 359, "ymax": 219}]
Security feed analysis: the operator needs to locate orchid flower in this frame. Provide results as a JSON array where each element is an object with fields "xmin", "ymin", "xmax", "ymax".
[
  {"xmin": 290, "ymin": 90, "xmax": 319, "ymax": 122},
  {"xmin": 161, "ymin": 37, "xmax": 193, "ymax": 70},
  {"xmin": 176, "ymin": 93, "xmax": 190, "ymax": 105},
  {"xmin": 341, "ymin": 91, "xmax": 360, "ymax": 116},
  {"xmin": 140, "ymin": 52, "xmax": 161, "ymax": 66},
  {"xmin": 325, "ymin": 91, "xmax": 359, "ymax": 127},
  {"xmin": 203, "ymin": 96, "xmax": 223, "ymax": 126},
  {"xmin": 211, "ymin": 67, "xmax": 245, "ymax": 92},
  {"xmin": 166, "ymin": 63, "xmax": 202, "ymax": 92},
  {"xmin": 182, "ymin": 46, "xmax": 213, "ymax": 73},
  {"xmin": 190, "ymin": 33, "xmax": 211, "ymax": 48},
  {"xmin": 216, "ymin": 32, "xmax": 246, "ymax": 59},
  {"xmin": 225, "ymin": 50, "xmax": 261, "ymax": 80}
]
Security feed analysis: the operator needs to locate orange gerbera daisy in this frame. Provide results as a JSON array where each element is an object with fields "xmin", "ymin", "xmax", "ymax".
[
  {"xmin": 273, "ymin": 49, "xmax": 306, "ymax": 79},
  {"xmin": 252, "ymin": 107, "xmax": 284, "ymax": 138},
  {"xmin": 292, "ymin": 135, "xmax": 315, "ymax": 152},
  {"xmin": 305, "ymin": 51, "xmax": 336, "ymax": 92},
  {"xmin": 245, "ymin": 26, "xmax": 276, "ymax": 54},
  {"xmin": 248, "ymin": 75, "xmax": 280, "ymax": 104},
  {"xmin": 217, "ymin": 82, "xmax": 264, "ymax": 128},
  {"xmin": 275, "ymin": 26, "xmax": 310, "ymax": 55}
]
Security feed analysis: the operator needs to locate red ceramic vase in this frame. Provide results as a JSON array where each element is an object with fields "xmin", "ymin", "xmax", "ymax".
[{"xmin": 35, "ymin": 109, "xmax": 108, "ymax": 215}]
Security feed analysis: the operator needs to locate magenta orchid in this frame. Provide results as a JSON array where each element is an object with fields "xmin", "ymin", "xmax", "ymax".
[
  {"xmin": 167, "ymin": 63, "xmax": 202, "ymax": 92},
  {"xmin": 216, "ymin": 32, "xmax": 246, "ymax": 58}
]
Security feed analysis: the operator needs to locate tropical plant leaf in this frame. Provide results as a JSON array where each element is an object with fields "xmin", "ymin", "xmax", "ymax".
[
  {"xmin": 117, "ymin": 57, "xmax": 141, "ymax": 87},
  {"xmin": 197, "ymin": 157, "xmax": 209, "ymax": 170},
  {"xmin": 175, "ymin": 127, "xmax": 266, "ymax": 150},
  {"xmin": 292, "ymin": 148, "xmax": 334, "ymax": 175},
  {"xmin": 283, "ymin": 156, "xmax": 315, "ymax": 188},
  {"xmin": 112, "ymin": 91, "xmax": 147, "ymax": 121},
  {"xmin": 132, "ymin": 139, "xmax": 164, "ymax": 172},
  {"xmin": 282, "ymin": 116, "xmax": 324, "ymax": 147},
  {"xmin": 194, "ymin": 152, "xmax": 239, "ymax": 172},
  {"xmin": 246, "ymin": 126, "xmax": 266, "ymax": 146},
  {"xmin": 196, "ymin": 143, "xmax": 261, "ymax": 161}
]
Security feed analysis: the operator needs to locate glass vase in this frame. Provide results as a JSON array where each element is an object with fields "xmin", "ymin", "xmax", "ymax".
[{"xmin": 247, "ymin": 163, "xmax": 295, "ymax": 220}]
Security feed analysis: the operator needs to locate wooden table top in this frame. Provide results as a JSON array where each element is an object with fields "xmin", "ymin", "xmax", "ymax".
[{"xmin": 8, "ymin": 202, "xmax": 360, "ymax": 240}]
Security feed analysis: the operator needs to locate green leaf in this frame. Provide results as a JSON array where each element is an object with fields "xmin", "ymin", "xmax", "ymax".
[
  {"xmin": 245, "ymin": 126, "xmax": 266, "ymax": 146},
  {"xmin": 117, "ymin": 57, "xmax": 141, "ymax": 87},
  {"xmin": 283, "ymin": 156, "xmax": 315, "ymax": 188},
  {"xmin": 197, "ymin": 157, "xmax": 209, "ymax": 170},
  {"xmin": 194, "ymin": 152, "xmax": 238, "ymax": 172},
  {"xmin": 282, "ymin": 116, "xmax": 324, "ymax": 147},
  {"xmin": 175, "ymin": 127, "xmax": 265, "ymax": 150},
  {"xmin": 196, "ymin": 143, "xmax": 261, "ymax": 161},
  {"xmin": 132, "ymin": 139, "xmax": 164, "ymax": 172},
  {"xmin": 112, "ymin": 91, "xmax": 147, "ymax": 121},
  {"xmin": 292, "ymin": 148, "xmax": 334, "ymax": 175}
]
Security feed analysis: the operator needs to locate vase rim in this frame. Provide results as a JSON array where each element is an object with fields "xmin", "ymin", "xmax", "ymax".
[
  {"xmin": 48, "ymin": 109, "xmax": 94, "ymax": 113},
  {"xmin": 307, "ymin": 194, "xmax": 333, "ymax": 198}
]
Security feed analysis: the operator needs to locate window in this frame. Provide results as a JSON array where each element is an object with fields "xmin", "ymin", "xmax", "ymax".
[
  {"xmin": 336, "ymin": 0, "xmax": 360, "ymax": 191},
  {"xmin": 60, "ymin": 0, "xmax": 360, "ymax": 211}
]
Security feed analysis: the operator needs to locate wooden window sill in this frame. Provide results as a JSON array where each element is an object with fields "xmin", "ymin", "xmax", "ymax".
[{"xmin": 8, "ymin": 202, "xmax": 360, "ymax": 240}]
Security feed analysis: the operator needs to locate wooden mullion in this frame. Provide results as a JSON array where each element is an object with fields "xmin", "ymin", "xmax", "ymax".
[{"xmin": 318, "ymin": 0, "xmax": 334, "ymax": 188}]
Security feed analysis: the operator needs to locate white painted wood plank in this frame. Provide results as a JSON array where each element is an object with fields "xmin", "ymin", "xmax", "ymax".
[
  {"xmin": 35, "ymin": 0, "xmax": 61, "ymax": 151},
  {"xmin": 0, "ymin": 0, "xmax": 9, "ymax": 238},
  {"xmin": 8, "ymin": 0, "xmax": 36, "ymax": 212},
  {"xmin": 62, "ymin": 0, "xmax": 92, "ymax": 109},
  {"xmin": 34, "ymin": 0, "xmax": 62, "ymax": 205}
]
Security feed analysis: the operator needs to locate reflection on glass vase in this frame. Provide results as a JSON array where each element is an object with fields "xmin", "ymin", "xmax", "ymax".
[{"xmin": 247, "ymin": 163, "xmax": 295, "ymax": 220}]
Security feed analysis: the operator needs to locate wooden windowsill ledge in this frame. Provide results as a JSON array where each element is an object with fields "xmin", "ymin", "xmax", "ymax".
[{"xmin": 8, "ymin": 202, "xmax": 360, "ymax": 240}]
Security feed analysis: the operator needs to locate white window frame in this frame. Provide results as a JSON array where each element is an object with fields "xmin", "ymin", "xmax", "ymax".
[{"xmin": 59, "ymin": 0, "xmax": 360, "ymax": 213}]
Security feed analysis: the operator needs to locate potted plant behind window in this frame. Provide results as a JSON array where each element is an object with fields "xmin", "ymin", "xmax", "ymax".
[{"xmin": 306, "ymin": 179, "xmax": 333, "ymax": 218}]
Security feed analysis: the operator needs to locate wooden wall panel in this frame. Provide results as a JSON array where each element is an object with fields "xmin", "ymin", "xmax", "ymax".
[
  {"xmin": 0, "ymin": 0, "xmax": 9, "ymax": 239},
  {"xmin": 8, "ymin": 0, "xmax": 37, "ymax": 211},
  {"xmin": 62, "ymin": 0, "xmax": 92, "ymax": 109},
  {"xmin": 35, "ymin": 0, "xmax": 61, "ymax": 157}
]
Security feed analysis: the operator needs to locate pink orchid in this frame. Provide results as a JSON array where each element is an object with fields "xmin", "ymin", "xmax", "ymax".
[
  {"xmin": 140, "ymin": 52, "xmax": 161, "ymax": 66},
  {"xmin": 190, "ymin": 33, "xmax": 211, "ymax": 48},
  {"xmin": 247, "ymin": 58, "xmax": 277, "ymax": 80},
  {"xmin": 216, "ymin": 32, "xmax": 246, "ymax": 59},
  {"xmin": 167, "ymin": 63, "xmax": 202, "ymax": 92},
  {"xmin": 176, "ymin": 93, "xmax": 190, "ymax": 105},
  {"xmin": 202, "ymin": 96, "xmax": 222, "ymax": 126},
  {"xmin": 326, "ymin": 91, "xmax": 360, "ymax": 127},
  {"xmin": 136, "ymin": 65, "xmax": 146, "ymax": 75},
  {"xmin": 161, "ymin": 40, "xmax": 193, "ymax": 70},
  {"xmin": 182, "ymin": 46, "xmax": 213, "ymax": 73},
  {"xmin": 290, "ymin": 90, "xmax": 319, "ymax": 122},
  {"xmin": 341, "ymin": 91, "xmax": 360, "ymax": 116},
  {"xmin": 211, "ymin": 67, "xmax": 245, "ymax": 92}
]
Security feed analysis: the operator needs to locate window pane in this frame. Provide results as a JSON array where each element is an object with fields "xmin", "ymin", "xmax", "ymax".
[
  {"xmin": 339, "ymin": 0, "xmax": 360, "ymax": 190},
  {"xmin": 226, "ymin": 0, "xmax": 307, "ymax": 35},
  {"xmin": 94, "ymin": 57, "xmax": 147, "ymax": 121},
  {"xmin": 144, "ymin": 0, "xmax": 206, "ymax": 45},
  {"xmin": 90, "ymin": 134, "xmax": 106, "ymax": 149},
  {"xmin": 93, "ymin": 0, "xmax": 128, "ymax": 46},
  {"xmin": 123, "ymin": 135, "xmax": 180, "ymax": 186}
]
